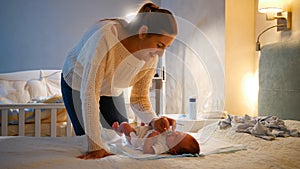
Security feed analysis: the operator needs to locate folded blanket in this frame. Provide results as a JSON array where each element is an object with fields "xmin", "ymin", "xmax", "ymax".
[{"xmin": 219, "ymin": 114, "xmax": 300, "ymax": 140}]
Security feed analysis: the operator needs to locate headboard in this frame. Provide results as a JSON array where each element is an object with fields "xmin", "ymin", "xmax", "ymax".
[{"xmin": 258, "ymin": 39, "xmax": 300, "ymax": 120}]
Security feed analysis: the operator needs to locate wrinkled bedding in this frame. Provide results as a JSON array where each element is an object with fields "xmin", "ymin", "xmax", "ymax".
[
  {"xmin": 219, "ymin": 114, "xmax": 300, "ymax": 140},
  {"xmin": 0, "ymin": 94, "xmax": 67, "ymax": 125},
  {"xmin": 0, "ymin": 120, "xmax": 299, "ymax": 169}
]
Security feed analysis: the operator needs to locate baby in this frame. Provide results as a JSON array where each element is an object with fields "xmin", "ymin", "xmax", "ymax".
[{"xmin": 112, "ymin": 122, "xmax": 200, "ymax": 155}]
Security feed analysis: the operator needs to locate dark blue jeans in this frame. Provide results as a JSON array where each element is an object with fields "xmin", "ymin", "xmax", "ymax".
[{"xmin": 61, "ymin": 74, "xmax": 128, "ymax": 136}]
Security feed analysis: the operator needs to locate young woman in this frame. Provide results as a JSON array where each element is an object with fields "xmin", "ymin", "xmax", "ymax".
[{"xmin": 61, "ymin": 2, "xmax": 178, "ymax": 159}]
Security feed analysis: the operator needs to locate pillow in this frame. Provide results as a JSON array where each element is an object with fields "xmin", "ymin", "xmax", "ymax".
[{"xmin": 25, "ymin": 79, "xmax": 48, "ymax": 101}]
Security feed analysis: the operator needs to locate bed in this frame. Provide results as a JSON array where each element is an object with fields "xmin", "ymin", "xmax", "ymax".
[
  {"xmin": 0, "ymin": 40, "xmax": 300, "ymax": 169},
  {"xmin": 0, "ymin": 118, "xmax": 299, "ymax": 169}
]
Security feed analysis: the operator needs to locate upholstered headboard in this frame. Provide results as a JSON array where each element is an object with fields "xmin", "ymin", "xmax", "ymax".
[{"xmin": 258, "ymin": 39, "xmax": 300, "ymax": 120}]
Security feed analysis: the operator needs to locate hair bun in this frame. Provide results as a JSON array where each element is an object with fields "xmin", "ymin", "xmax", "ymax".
[{"xmin": 138, "ymin": 2, "xmax": 159, "ymax": 13}]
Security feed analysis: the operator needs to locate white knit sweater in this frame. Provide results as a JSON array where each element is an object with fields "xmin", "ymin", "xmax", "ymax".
[{"xmin": 62, "ymin": 21, "xmax": 158, "ymax": 151}]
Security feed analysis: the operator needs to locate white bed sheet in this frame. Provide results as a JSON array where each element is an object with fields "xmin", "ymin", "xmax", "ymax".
[{"xmin": 0, "ymin": 120, "xmax": 299, "ymax": 169}]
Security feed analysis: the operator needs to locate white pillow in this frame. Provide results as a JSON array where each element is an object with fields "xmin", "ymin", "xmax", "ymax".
[
  {"xmin": 25, "ymin": 79, "xmax": 48, "ymax": 101},
  {"xmin": 0, "ymin": 70, "xmax": 62, "ymax": 103},
  {"xmin": 0, "ymin": 80, "xmax": 30, "ymax": 103}
]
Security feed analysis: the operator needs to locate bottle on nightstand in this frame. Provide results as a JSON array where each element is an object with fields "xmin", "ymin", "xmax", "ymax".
[{"xmin": 188, "ymin": 97, "xmax": 197, "ymax": 120}]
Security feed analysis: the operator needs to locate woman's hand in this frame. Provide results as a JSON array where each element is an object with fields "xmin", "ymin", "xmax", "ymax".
[
  {"xmin": 77, "ymin": 149, "xmax": 113, "ymax": 160},
  {"xmin": 150, "ymin": 116, "xmax": 176, "ymax": 133}
]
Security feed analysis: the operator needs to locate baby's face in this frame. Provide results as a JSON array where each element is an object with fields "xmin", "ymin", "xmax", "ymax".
[{"xmin": 165, "ymin": 131, "xmax": 187, "ymax": 149}]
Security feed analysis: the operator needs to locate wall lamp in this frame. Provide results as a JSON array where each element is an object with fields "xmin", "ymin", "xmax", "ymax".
[
  {"xmin": 258, "ymin": 0, "xmax": 292, "ymax": 31},
  {"xmin": 256, "ymin": 0, "xmax": 292, "ymax": 51}
]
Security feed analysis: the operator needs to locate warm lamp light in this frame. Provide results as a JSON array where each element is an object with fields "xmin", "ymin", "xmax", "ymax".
[
  {"xmin": 256, "ymin": 0, "xmax": 292, "ymax": 51},
  {"xmin": 258, "ymin": 0, "xmax": 284, "ymax": 14},
  {"xmin": 258, "ymin": 0, "xmax": 291, "ymax": 31}
]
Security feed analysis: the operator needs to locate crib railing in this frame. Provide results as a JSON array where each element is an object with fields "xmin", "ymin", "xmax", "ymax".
[{"xmin": 0, "ymin": 103, "xmax": 73, "ymax": 137}]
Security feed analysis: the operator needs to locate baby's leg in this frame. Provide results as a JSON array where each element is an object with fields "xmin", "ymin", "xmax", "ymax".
[{"xmin": 112, "ymin": 122, "xmax": 136, "ymax": 137}]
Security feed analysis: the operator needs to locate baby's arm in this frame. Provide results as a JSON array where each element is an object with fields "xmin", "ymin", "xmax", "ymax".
[{"xmin": 143, "ymin": 130, "xmax": 160, "ymax": 154}]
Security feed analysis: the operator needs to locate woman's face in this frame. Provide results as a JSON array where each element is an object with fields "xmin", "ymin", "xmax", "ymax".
[{"xmin": 134, "ymin": 34, "xmax": 175, "ymax": 62}]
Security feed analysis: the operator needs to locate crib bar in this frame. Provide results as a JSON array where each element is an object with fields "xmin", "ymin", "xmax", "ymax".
[
  {"xmin": 66, "ymin": 115, "xmax": 72, "ymax": 137},
  {"xmin": 35, "ymin": 109, "xmax": 41, "ymax": 137},
  {"xmin": 18, "ymin": 109, "xmax": 25, "ymax": 136},
  {"xmin": 50, "ymin": 108, "xmax": 57, "ymax": 137},
  {"xmin": 1, "ymin": 109, "xmax": 8, "ymax": 136}
]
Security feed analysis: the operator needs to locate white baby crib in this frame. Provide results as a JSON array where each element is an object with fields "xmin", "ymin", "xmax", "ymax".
[
  {"xmin": 0, "ymin": 70, "xmax": 74, "ymax": 137},
  {"xmin": 0, "ymin": 103, "xmax": 73, "ymax": 137}
]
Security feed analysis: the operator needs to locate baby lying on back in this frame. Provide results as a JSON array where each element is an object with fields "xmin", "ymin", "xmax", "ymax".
[{"xmin": 112, "ymin": 122, "xmax": 200, "ymax": 155}]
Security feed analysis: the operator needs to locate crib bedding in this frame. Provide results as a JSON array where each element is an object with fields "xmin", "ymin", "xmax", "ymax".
[
  {"xmin": 0, "ymin": 94, "xmax": 67, "ymax": 125},
  {"xmin": 0, "ymin": 94, "xmax": 69, "ymax": 136},
  {"xmin": 0, "ymin": 122, "xmax": 69, "ymax": 137},
  {"xmin": 0, "ymin": 120, "xmax": 299, "ymax": 169}
]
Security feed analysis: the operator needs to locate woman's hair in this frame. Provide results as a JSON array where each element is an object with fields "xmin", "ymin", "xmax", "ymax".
[
  {"xmin": 100, "ymin": 2, "xmax": 178, "ymax": 37},
  {"xmin": 126, "ymin": 2, "xmax": 178, "ymax": 36}
]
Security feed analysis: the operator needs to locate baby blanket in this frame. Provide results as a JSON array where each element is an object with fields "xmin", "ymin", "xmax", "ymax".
[{"xmin": 102, "ymin": 122, "xmax": 246, "ymax": 160}]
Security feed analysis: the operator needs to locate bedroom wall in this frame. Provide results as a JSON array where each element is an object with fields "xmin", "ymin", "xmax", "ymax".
[
  {"xmin": 225, "ymin": 0, "xmax": 256, "ymax": 116},
  {"xmin": 0, "ymin": 0, "xmax": 161, "ymax": 73}
]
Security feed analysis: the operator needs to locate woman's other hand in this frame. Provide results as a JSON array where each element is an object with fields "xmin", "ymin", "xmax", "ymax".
[
  {"xmin": 150, "ymin": 116, "xmax": 176, "ymax": 133},
  {"xmin": 77, "ymin": 149, "xmax": 113, "ymax": 160}
]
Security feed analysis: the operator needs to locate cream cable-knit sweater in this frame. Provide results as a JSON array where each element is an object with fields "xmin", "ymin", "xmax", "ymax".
[{"xmin": 62, "ymin": 21, "xmax": 159, "ymax": 151}]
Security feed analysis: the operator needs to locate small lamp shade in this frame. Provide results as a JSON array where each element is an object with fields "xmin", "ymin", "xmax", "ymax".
[{"xmin": 258, "ymin": 0, "xmax": 284, "ymax": 13}]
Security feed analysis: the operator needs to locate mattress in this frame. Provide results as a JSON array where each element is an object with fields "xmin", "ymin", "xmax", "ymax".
[{"xmin": 0, "ymin": 119, "xmax": 299, "ymax": 169}]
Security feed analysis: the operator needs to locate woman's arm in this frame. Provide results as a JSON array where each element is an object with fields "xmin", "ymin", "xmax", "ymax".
[
  {"xmin": 130, "ymin": 59, "xmax": 176, "ymax": 133},
  {"xmin": 79, "ymin": 27, "xmax": 108, "ymax": 156},
  {"xmin": 130, "ymin": 58, "xmax": 158, "ymax": 124}
]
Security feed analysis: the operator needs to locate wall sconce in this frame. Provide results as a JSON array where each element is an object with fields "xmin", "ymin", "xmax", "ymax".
[
  {"xmin": 258, "ymin": 0, "xmax": 292, "ymax": 31},
  {"xmin": 256, "ymin": 0, "xmax": 292, "ymax": 51}
]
